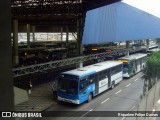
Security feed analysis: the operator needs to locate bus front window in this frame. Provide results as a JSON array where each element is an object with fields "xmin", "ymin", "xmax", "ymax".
[
  {"xmin": 123, "ymin": 63, "xmax": 129, "ymax": 73},
  {"xmin": 58, "ymin": 78, "xmax": 78, "ymax": 95}
]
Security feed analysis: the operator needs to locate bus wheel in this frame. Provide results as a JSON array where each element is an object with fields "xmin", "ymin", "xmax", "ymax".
[
  {"xmin": 87, "ymin": 93, "xmax": 92, "ymax": 103},
  {"xmin": 111, "ymin": 82, "xmax": 115, "ymax": 89}
]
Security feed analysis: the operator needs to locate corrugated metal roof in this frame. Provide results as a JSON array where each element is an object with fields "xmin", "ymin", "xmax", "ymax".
[{"xmin": 82, "ymin": 1, "xmax": 160, "ymax": 44}]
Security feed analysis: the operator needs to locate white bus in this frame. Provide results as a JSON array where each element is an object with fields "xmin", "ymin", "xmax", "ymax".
[
  {"xmin": 118, "ymin": 53, "xmax": 147, "ymax": 78},
  {"xmin": 56, "ymin": 61, "xmax": 123, "ymax": 104}
]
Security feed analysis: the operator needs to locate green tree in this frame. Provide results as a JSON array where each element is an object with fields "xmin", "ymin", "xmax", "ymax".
[{"xmin": 143, "ymin": 51, "xmax": 160, "ymax": 94}]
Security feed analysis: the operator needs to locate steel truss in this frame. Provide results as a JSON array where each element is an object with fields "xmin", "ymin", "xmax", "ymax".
[{"xmin": 13, "ymin": 48, "xmax": 145, "ymax": 77}]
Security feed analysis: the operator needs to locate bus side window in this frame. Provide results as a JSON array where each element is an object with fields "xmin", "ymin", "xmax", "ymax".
[
  {"xmin": 89, "ymin": 75, "xmax": 95, "ymax": 83},
  {"xmin": 80, "ymin": 78, "xmax": 88, "ymax": 93}
]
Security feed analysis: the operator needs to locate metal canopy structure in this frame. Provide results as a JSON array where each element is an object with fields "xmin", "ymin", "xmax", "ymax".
[
  {"xmin": 13, "ymin": 48, "xmax": 145, "ymax": 77},
  {"xmin": 83, "ymin": 1, "xmax": 160, "ymax": 44},
  {"xmin": 11, "ymin": 0, "xmax": 121, "ymax": 32}
]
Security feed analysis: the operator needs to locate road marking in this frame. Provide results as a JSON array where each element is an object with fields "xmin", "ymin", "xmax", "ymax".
[
  {"xmin": 81, "ymin": 109, "xmax": 93, "ymax": 117},
  {"xmin": 126, "ymin": 83, "xmax": 131, "ymax": 87},
  {"xmin": 101, "ymin": 98, "xmax": 110, "ymax": 104},
  {"xmin": 135, "ymin": 78, "xmax": 138, "ymax": 81},
  {"xmin": 115, "ymin": 90, "xmax": 122, "ymax": 94},
  {"xmin": 131, "ymin": 106, "xmax": 135, "ymax": 110},
  {"xmin": 121, "ymin": 117, "xmax": 125, "ymax": 120}
]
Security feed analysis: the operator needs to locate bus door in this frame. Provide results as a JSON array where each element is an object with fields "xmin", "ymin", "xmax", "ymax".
[
  {"xmin": 79, "ymin": 78, "xmax": 89, "ymax": 103},
  {"xmin": 107, "ymin": 69, "xmax": 111, "ymax": 88},
  {"xmin": 95, "ymin": 73, "xmax": 99, "ymax": 95}
]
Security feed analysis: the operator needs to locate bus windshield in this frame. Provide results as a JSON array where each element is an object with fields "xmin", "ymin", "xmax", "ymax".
[
  {"xmin": 58, "ymin": 77, "xmax": 78, "ymax": 95},
  {"xmin": 123, "ymin": 63, "xmax": 129, "ymax": 73}
]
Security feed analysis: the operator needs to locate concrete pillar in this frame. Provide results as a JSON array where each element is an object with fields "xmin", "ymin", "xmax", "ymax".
[
  {"xmin": 156, "ymin": 38, "xmax": 160, "ymax": 48},
  {"xmin": 126, "ymin": 41, "xmax": 130, "ymax": 48},
  {"xmin": 27, "ymin": 24, "xmax": 30, "ymax": 48},
  {"xmin": 146, "ymin": 39, "xmax": 149, "ymax": 51},
  {"xmin": 13, "ymin": 19, "xmax": 19, "ymax": 65},
  {"xmin": 78, "ymin": 18, "xmax": 83, "ymax": 68},
  {"xmin": 61, "ymin": 26, "xmax": 63, "ymax": 41},
  {"xmin": 66, "ymin": 26, "xmax": 69, "ymax": 43},
  {"xmin": 0, "ymin": 0, "xmax": 14, "ymax": 112},
  {"xmin": 77, "ymin": 19, "xmax": 80, "ymax": 55},
  {"xmin": 126, "ymin": 41, "xmax": 130, "ymax": 56},
  {"xmin": 32, "ymin": 26, "xmax": 35, "ymax": 42}
]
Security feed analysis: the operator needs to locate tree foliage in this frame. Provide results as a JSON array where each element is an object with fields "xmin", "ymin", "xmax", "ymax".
[{"xmin": 143, "ymin": 51, "xmax": 160, "ymax": 91}]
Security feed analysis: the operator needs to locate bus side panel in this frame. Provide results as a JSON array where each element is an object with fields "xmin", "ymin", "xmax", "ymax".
[
  {"xmin": 98, "ymin": 78, "xmax": 109, "ymax": 94},
  {"xmin": 111, "ymin": 72, "xmax": 123, "ymax": 85}
]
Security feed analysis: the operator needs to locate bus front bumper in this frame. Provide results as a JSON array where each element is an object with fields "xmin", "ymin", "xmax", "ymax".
[
  {"xmin": 123, "ymin": 73, "xmax": 130, "ymax": 78},
  {"xmin": 58, "ymin": 96, "xmax": 80, "ymax": 104}
]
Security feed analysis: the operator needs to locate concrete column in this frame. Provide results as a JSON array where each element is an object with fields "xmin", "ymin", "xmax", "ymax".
[
  {"xmin": 0, "ymin": 0, "xmax": 14, "ymax": 112},
  {"xmin": 27, "ymin": 24, "xmax": 30, "ymax": 48},
  {"xmin": 66, "ymin": 26, "xmax": 69, "ymax": 43},
  {"xmin": 77, "ymin": 19, "xmax": 80, "ymax": 55},
  {"xmin": 78, "ymin": 18, "xmax": 83, "ymax": 68},
  {"xmin": 139, "ymin": 40, "xmax": 142, "ymax": 48},
  {"xmin": 13, "ymin": 19, "xmax": 19, "ymax": 65},
  {"xmin": 61, "ymin": 26, "xmax": 63, "ymax": 41},
  {"xmin": 126, "ymin": 41, "xmax": 130, "ymax": 48},
  {"xmin": 32, "ymin": 26, "xmax": 35, "ymax": 42},
  {"xmin": 126, "ymin": 41, "xmax": 130, "ymax": 56},
  {"xmin": 146, "ymin": 39, "xmax": 149, "ymax": 51}
]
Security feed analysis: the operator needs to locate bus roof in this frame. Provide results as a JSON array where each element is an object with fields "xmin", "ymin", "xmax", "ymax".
[
  {"xmin": 118, "ymin": 53, "xmax": 147, "ymax": 61},
  {"xmin": 62, "ymin": 61, "xmax": 123, "ymax": 78}
]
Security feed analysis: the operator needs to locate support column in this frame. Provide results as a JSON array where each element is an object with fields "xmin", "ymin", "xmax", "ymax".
[
  {"xmin": 146, "ymin": 39, "xmax": 149, "ymax": 51},
  {"xmin": 77, "ymin": 19, "xmax": 80, "ymax": 55},
  {"xmin": 61, "ymin": 26, "xmax": 63, "ymax": 41},
  {"xmin": 126, "ymin": 41, "xmax": 130, "ymax": 56},
  {"xmin": 139, "ymin": 40, "xmax": 142, "ymax": 48},
  {"xmin": 13, "ymin": 19, "xmax": 19, "ymax": 65},
  {"xmin": 78, "ymin": 18, "xmax": 83, "ymax": 68},
  {"xmin": 27, "ymin": 24, "xmax": 30, "ymax": 48},
  {"xmin": 66, "ymin": 26, "xmax": 69, "ymax": 43},
  {"xmin": 156, "ymin": 38, "xmax": 160, "ymax": 48},
  {"xmin": 32, "ymin": 26, "xmax": 35, "ymax": 42},
  {"xmin": 0, "ymin": 0, "xmax": 14, "ymax": 112}
]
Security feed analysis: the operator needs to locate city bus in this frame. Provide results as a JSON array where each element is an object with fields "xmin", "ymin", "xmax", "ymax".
[
  {"xmin": 55, "ymin": 61, "xmax": 123, "ymax": 104},
  {"xmin": 118, "ymin": 53, "xmax": 147, "ymax": 78}
]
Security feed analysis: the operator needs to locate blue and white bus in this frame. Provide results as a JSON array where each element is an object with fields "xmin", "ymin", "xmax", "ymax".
[
  {"xmin": 55, "ymin": 61, "xmax": 123, "ymax": 104},
  {"xmin": 118, "ymin": 53, "xmax": 147, "ymax": 78}
]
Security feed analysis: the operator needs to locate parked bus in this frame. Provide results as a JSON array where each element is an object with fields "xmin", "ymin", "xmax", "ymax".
[
  {"xmin": 118, "ymin": 53, "xmax": 147, "ymax": 78},
  {"xmin": 54, "ymin": 61, "xmax": 123, "ymax": 104}
]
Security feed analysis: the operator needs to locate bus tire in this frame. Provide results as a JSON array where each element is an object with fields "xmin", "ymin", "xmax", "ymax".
[
  {"xmin": 87, "ymin": 93, "xmax": 92, "ymax": 103},
  {"xmin": 111, "ymin": 82, "xmax": 115, "ymax": 89}
]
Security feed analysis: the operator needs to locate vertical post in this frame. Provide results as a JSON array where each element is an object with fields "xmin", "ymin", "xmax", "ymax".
[
  {"xmin": 146, "ymin": 39, "xmax": 149, "ymax": 51},
  {"xmin": 79, "ymin": 18, "xmax": 83, "ymax": 68},
  {"xmin": 139, "ymin": 40, "xmax": 142, "ymax": 48},
  {"xmin": 66, "ymin": 26, "xmax": 69, "ymax": 43},
  {"xmin": 27, "ymin": 24, "xmax": 30, "ymax": 48},
  {"xmin": 0, "ymin": 0, "xmax": 14, "ymax": 112},
  {"xmin": 126, "ymin": 41, "xmax": 130, "ymax": 56},
  {"xmin": 13, "ymin": 19, "xmax": 19, "ymax": 65},
  {"xmin": 32, "ymin": 26, "xmax": 35, "ymax": 42},
  {"xmin": 47, "ymin": 33, "xmax": 48, "ymax": 41},
  {"xmin": 156, "ymin": 38, "xmax": 160, "ymax": 48},
  {"xmin": 61, "ymin": 26, "xmax": 63, "ymax": 41},
  {"xmin": 77, "ymin": 19, "xmax": 80, "ymax": 55}
]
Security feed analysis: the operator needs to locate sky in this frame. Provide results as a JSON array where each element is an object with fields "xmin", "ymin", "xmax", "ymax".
[{"xmin": 122, "ymin": 0, "xmax": 160, "ymax": 18}]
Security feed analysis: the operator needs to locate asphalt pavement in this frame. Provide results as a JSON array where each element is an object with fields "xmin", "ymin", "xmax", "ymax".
[{"xmin": 26, "ymin": 72, "xmax": 144, "ymax": 120}]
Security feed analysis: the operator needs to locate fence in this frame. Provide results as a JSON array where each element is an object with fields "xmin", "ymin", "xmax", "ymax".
[{"xmin": 125, "ymin": 80, "xmax": 160, "ymax": 120}]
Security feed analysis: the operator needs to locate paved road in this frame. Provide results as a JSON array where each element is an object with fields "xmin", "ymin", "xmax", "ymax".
[{"xmin": 28, "ymin": 72, "xmax": 144, "ymax": 120}]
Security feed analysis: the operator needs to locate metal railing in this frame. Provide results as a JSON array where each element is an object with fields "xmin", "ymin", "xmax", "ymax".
[{"xmin": 13, "ymin": 48, "xmax": 145, "ymax": 77}]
